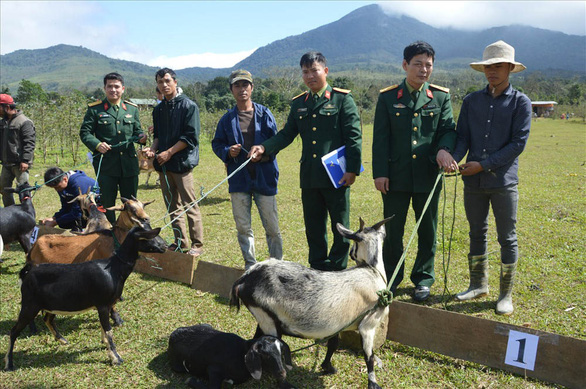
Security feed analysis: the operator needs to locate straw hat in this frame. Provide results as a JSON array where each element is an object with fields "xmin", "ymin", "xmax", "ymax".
[{"xmin": 470, "ymin": 40, "xmax": 526, "ymax": 73}]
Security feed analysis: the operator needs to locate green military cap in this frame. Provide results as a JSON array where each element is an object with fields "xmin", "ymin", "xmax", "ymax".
[{"xmin": 229, "ymin": 69, "xmax": 253, "ymax": 84}]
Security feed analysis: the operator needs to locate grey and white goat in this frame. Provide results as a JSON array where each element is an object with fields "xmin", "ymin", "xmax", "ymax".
[
  {"xmin": 168, "ymin": 324, "xmax": 294, "ymax": 388},
  {"xmin": 230, "ymin": 217, "xmax": 393, "ymax": 389}
]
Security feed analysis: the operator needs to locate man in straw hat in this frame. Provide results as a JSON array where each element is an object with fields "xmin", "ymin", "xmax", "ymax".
[{"xmin": 446, "ymin": 40, "xmax": 532, "ymax": 315}]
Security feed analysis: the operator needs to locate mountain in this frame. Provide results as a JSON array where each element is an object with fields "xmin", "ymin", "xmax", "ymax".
[
  {"xmin": 1, "ymin": 4, "xmax": 584, "ymax": 92},
  {"xmin": 234, "ymin": 4, "xmax": 585, "ymax": 75},
  {"xmin": 0, "ymin": 44, "xmax": 162, "ymax": 91}
]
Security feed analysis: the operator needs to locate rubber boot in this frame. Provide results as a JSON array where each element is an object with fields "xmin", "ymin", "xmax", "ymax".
[
  {"xmin": 455, "ymin": 254, "xmax": 489, "ymax": 301},
  {"xmin": 496, "ymin": 262, "xmax": 517, "ymax": 315}
]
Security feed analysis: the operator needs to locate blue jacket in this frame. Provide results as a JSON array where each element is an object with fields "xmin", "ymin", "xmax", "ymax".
[
  {"xmin": 54, "ymin": 170, "xmax": 98, "ymax": 227},
  {"xmin": 212, "ymin": 103, "xmax": 279, "ymax": 196}
]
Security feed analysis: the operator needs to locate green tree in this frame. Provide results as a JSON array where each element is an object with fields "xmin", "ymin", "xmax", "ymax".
[{"xmin": 16, "ymin": 79, "xmax": 48, "ymax": 103}]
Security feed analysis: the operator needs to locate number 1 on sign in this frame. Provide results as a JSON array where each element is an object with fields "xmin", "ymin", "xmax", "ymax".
[{"xmin": 505, "ymin": 330, "xmax": 539, "ymax": 371}]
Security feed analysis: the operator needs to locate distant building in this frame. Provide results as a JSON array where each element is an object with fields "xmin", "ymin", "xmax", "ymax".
[
  {"xmin": 531, "ymin": 101, "xmax": 558, "ymax": 117},
  {"xmin": 128, "ymin": 98, "xmax": 158, "ymax": 110}
]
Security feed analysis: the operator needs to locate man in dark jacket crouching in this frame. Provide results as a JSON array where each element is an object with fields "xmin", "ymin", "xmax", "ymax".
[{"xmin": 143, "ymin": 68, "xmax": 204, "ymax": 257}]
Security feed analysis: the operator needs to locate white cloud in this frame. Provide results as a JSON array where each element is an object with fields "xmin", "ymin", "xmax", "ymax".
[
  {"xmin": 147, "ymin": 49, "xmax": 257, "ymax": 70},
  {"xmin": 378, "ymin": 1, "xmax": 585, "ymax": 36}
]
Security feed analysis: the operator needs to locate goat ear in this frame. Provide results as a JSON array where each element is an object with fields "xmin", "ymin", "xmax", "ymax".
[
  {"xmin": 138, "ymin": 227, "xmax": 160, "ymax": 239},
  {"xmin": 279, "ymin": 340, "xmax": 293, "ymax": 371},
  {"xmin": 244, "ymin": 346, "xmax": 263, "ymax": 380},
  {"xmin": 372, "ymin": 215, "xmax": 395, "ymax": 231}
]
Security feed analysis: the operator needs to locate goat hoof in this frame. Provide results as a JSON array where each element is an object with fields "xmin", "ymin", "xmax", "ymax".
[
  {"xmin": 112, "ymin": 319, "xmax": 124, "ymax": 327},
  {"xmin": 368, "ymin": 381, "xmax": 382, "ymax": 389},
  {"xmin": 320, "ymin": 363, "xmax": 337, "ymax": 375},
  {"xmin": 111, "ymin": 357, "xmax": 123, "ymax": 365}
]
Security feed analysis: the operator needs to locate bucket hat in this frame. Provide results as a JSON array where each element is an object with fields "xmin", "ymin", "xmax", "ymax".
[{"xmin": 470, "ymin": 40, "xmax": 526, "ymax": 73}]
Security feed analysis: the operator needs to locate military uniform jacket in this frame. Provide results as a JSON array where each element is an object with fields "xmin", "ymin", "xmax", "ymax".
[
  {"xmin": 262, "ymin": 84, "xmax": 362, "ymax": 189},
  {"xmin": 372, "ymin": 80, "xmax": 456, "ymax": 193},
  {"xmin": 80, "ymin": 99, "xmax": 142, "ymax": 177}
]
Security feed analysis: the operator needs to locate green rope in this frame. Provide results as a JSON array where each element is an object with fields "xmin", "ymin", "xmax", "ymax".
[
  {"xmin": 376, "ymin": 171, "xmax": 445, "ymax": 307},
  {"xmin": 440, "ymin": 171, "xmax": 459, "ymax": 309}
]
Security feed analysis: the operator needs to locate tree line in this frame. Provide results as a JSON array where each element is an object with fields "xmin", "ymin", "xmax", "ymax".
[{"xmin": 2, "ymin": 71, "xmax": 584, "ymax": 167}]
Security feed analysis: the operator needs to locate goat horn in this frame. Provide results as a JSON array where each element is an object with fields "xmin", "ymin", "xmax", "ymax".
[
  {"xmin": 142, "ymin": 199, "xmax": 155, "ymax": 207},
  {"xmin": 372, "ymin": 215, "xmax": 395, "ymax": 230},
  {"xmin": 131, "ymin": 195, "xmax": 138, "ymax": 201},
  {"xmin": 120, "ymin": 197, "xmax": 129, "ymax": 203},
  {"xmin": 358, "ymin": 217, "xmax": 365, "ymax": 232}
]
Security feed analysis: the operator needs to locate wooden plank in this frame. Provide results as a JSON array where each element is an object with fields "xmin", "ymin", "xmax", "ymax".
[
  {"xmin": 191, "ymin": 260, "xmax": 244, "ymax": 298},
  {"xmin": 35, "ymin": 224, "xmax": 197, "ymax": 285},
  {"xmin": 387, "ymin": 301, "xmax": 586, "ymax": 389},
  {"xmin": 134, "ymin": 251, "xmax": 197, "ymax": 285}
]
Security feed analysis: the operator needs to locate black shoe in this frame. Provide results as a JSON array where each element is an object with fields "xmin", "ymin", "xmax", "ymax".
[{"xmin": 413, "ymin": 285, "xmax": 430, "ymax": 302}]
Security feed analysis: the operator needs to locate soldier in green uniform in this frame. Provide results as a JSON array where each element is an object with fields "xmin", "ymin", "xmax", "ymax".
[
  {"xmin": 372, "ymin": 41, "xmax": 457, "ymax": 301},
  {"xmin": 249, "ymin": 51, "xmax": 362, "ymax": 271},
  {"xmin": 80, "ymin": 72, "xmax": 147, "ymax": 223}
]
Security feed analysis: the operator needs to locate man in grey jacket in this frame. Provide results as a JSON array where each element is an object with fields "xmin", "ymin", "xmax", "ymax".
[{"xmin": 0, "ymin": 94, "xmax": 35, "ymax": 207}]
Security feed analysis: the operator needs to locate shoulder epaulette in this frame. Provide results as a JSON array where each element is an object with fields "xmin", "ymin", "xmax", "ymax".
[
  {"xmin": 292, "ymin": 92, "xmax": 308, "ymax": 101},
  {"xmin": 332, "ymin": 87, "xmax": 351, "ymax": 94},
  {"xmin": 124, "ymin": 100, "xmax": 138, "ymax": 108},
  {"xmin": 88, "ymin": 100, "xmax": 102, "ymax": 107},
  {"xmin": 429, "ymin": 84, "xmax": 450, "ymax": 93},
  {"xmin": 379, "ymin": 84, "xmax": 399, "ymax": 94}
]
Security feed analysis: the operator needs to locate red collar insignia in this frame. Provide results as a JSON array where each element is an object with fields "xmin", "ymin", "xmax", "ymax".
[
  {"xmin": 104, "ymin": 102, "xmax": 109, "ymax": 110},
  {"xmin": 397, "ymin": 89, "xmax": 403, "ymax": 99},
  {"xmin": 304, "ymin": 93, "xmax": 309, "ymax": 102},
  {"xmin": 426, "ymin": 89, "xmax": 433, "ymax": 99},
  {"xmin": 325, "ymin": 90, "xmax": 331, "ymax": 100},
  {"xmin": 121, "ymin": 102, "xmax": 127, "ymax": 110}
]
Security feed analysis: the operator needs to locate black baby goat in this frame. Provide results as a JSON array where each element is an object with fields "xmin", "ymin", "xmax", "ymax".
[
  {"xmin": 4, "ymin": 226, "xmax": 167, "ymax": 370},
  {"xmin": 168, "ymin": 324, "xmax": 294, "ymax": 389}
]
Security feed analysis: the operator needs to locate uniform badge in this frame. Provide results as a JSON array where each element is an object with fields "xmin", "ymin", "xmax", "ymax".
[
  {"xmin": 423, "ymin": 104, "xmax": 437, "ymax": 109},
  {"xmin": 324, "ymin": 104, "xmax": 335, "ymax": 109},
  {"xmin": 325, "ymin": 90, "xmax": 331, "ymax": 99},
  {"xmin": 393, "ymin": 103, "xmax": 406, "ymax": 109},
  {"xmin": 297, "ymin": 108, "xmax": 308, "ymax": 113},
  {"xmin": 125, "ymin": 114, "xmax": 132, "ymax": 118},
  {"xmin": 426, "ymin": 89, "xmax": 433, "ymax": 99},
  {"xmin": 98, "ymin": 113, "xmax": 110, "ymax": 118}
]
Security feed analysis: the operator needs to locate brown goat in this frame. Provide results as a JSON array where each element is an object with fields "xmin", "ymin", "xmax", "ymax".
[
  {"xmin": 67, "ymin": 188, "xmax": 112, "ymax": 233},
  {"xmin": 138, "ymin": 149, "xmax": 159, "ymax": 187},
  {"xmin": 28, "ymin": 196, "xmax": 154, "ymax": 265}
]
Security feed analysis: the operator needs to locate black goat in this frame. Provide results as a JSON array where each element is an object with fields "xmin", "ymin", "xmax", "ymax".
[
  {"xmin": 168, "ymin": 324, "xmax": 294, "ymax": 389},
  {"xmin": 4, "ymin": 226, "xmax": 167, "ymax": 370},
  {"xmin": 0, "ymin": 182, "xmax": 36, "ymax": 254},
  {"xmin": 231, "ymin": 217, "xmax": 393, "ymax": 389}
]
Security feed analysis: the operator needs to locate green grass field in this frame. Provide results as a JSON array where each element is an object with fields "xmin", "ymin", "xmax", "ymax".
[{"xmin": 0, "ymin": 118, "xmax": 584, "ymax": 388}]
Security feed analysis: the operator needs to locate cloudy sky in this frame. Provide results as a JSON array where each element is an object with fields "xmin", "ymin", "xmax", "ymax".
[{"xmin": 1, "ymin": 1, "xmax": 584, "ymax": 69}]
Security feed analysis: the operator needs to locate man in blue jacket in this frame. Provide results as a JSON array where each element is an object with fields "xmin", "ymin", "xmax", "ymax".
[
  {"xmin": 212, "ymin": 70, "xmax": 282, "ymax": 270},
  {"xmin": 41, "ymin": 167, "xmax": 98, "ymax": 231}
]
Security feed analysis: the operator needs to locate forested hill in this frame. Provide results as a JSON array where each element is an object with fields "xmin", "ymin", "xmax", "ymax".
[{"xmin": 1, "ymin": 4, "xmax": 584, "ymax": 92}]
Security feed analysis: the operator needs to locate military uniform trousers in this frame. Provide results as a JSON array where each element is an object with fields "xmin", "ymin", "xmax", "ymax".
[
  {"xmin": 94, "ymin": 168, "xmax": 138, "ymax": 224},
  {"xmin": 302, "ymin": 186, "xmax": 350, "ymax": 271},
  {"xmin": 382, "ymin": 187, "xmax": 441, "ymax": 290}
]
